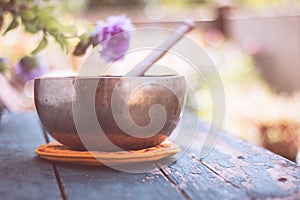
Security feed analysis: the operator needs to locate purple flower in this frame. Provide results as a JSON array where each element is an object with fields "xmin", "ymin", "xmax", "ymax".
[
  {"xmin": 14, "ymin": 56, "xmax": 48, "ymax": 82},
  {"xmin": 92, "ymin": 15, "xmax": 134, "ymax": 63}
]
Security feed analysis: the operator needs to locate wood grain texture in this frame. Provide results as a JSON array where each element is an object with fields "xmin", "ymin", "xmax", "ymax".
[
  {"xmin": 49, "ymin": 111, "xmax": 240, "ymax": 200},
  {"xmin": 2, "ymin": 111, "xmax": 300, "ymax": 200},
  {"xmin": 47, "ymin": 110, "xmax": 300, "ymax": 199},
  {"xmin": 55, "ymin": 163, "xmax": 186, "ymax": 200},
  {"xmin": 0, "ymin": 112, "xmax": 60, "ymax": 200},
  {"xmin": 43, "ymin": 128, "xmax": 187, "ymax": 199},
  {"xmin": 165, "ymin": 111, "xmax": 300, "ymax": 199},
  {"xmin": 159, "ymin": 153, "xmax": 249, "ymax": 200},
  {"xmin": 188, "ymin": 126, "xmax": 300, "ymax": 199}
]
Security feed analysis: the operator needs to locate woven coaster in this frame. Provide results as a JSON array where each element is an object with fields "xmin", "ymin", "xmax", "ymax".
[{"xmin": 35, "ymin": 141, "xmax": 180, "ymax": 166}]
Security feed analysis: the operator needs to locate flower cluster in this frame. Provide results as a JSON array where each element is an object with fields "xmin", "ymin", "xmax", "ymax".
[
  {"xmin": 74, "ymin": 15, "xmax": 134, "ymax": 63},
  {"xmin": 0, "ymin": 56, "xmax": 48, "ymax": 84},
  {"xmin": 0, "ymin": 15, "xmax": 133, "ymax": 87},
  {"xmin": 92, "ymin": 15, "xmax": 134, "ymax": 62},
  {"xmin": 14, "ymin": 56, "xmax": 48, "ymax": 83},
  {"xmin": 0, "ymin": 15, "xmax": 133, "ymax": 91}
]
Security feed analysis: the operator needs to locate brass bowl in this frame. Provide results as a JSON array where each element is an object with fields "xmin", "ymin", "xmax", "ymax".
[{"xmin": 34, "ymin": 76, "xmax": 186, "ymax": 151}]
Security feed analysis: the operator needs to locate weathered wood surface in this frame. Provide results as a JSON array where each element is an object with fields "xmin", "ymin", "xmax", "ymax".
[
  {"xmin": 47, "ymin": 121, "xmax": 241, "ymax": 200},
  {"xmin": 55, "ymin": 163, "xmax": 185, "ymax": 200},
  {"xmin": 1, "ymin": 111, "xmax": 300, "ymax": 200},
  {"xmin": 161, "ymin": 111, "xmax": 300, "ymax": 199},
  {"xmin": 200, "ymin": 133, "xmax": 300, "ymax": 199},
  {"xmin": 0, "ymin": 112, "xmax": 60, "ymax": 200}
]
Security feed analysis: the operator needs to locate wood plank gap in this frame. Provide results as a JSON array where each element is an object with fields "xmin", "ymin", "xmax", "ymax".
[
  {"xmin": 53, "ymin": 164, "xmax": 68, "ymax": 200},
  {"xmin": 190, "ymin": 153, "xmax": 241, "ymax": 189},
  {"xmin": 158, "ymin": 166, "xmax": 192, "ymax": 200},
  {"xmin": 39, "ymin": 121, "xmax": 68, "ymax": 200}
]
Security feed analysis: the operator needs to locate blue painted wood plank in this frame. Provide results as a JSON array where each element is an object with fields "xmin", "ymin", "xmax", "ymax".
[
  {"xmin": 199, "ymin": 132, "xmax": 300, "ymax": 199},
  {"xmin": 0, "ymin": 112, "xmax": 61, "ymax": 199},
  {"xmin": 54, "ymin": 163, "xmax": 186, "ymax": 200}
]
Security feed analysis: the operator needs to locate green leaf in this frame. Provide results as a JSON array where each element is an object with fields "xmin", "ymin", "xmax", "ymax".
[
  {"xmin": 40, "ymin": 15, "xmax": 63, "ymax": 34},
  {"xmin": 24, "ymin": 20, "xmax": 39, "ymax": 33},
  {"xmin": 3, "ymin": 17, "xmax": 19, "ymax": 35},
  {"xmin": 79, "ymin": 33, "xmax": 90, "ymax": 42},
  {"xmin": 21, "ymin": 10, "xmax": 36, "ymax": 21},
  {"xmin": 55, "ymin": 35, "xmax": 68, "ymax": 53},
  {"xmin": 31, "ymin": 36, "xmax": 48, "ymax": 55},
  {"xmin": 45, "ymin": 18, "xmax": 59, "ymax": 32},
  {"xmin": 73, "ymin": 34, "xmax": 92, "ymax": 56}
]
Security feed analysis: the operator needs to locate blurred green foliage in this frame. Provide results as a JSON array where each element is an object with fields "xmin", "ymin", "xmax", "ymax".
[{"xmin": 0, "ymin": 0, "xmax": 78, "ymax": 55}]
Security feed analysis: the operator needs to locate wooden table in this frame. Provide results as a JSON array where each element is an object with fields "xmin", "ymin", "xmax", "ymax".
[{"xmin": 1, "ymin": 111, "xmax": 300, "ymax": 200}]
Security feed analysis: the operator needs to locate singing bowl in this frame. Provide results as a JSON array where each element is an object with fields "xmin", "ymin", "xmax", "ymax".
[{"xmin": 34, "ymin": 75, "xmax": 186, "ymax": 151}]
